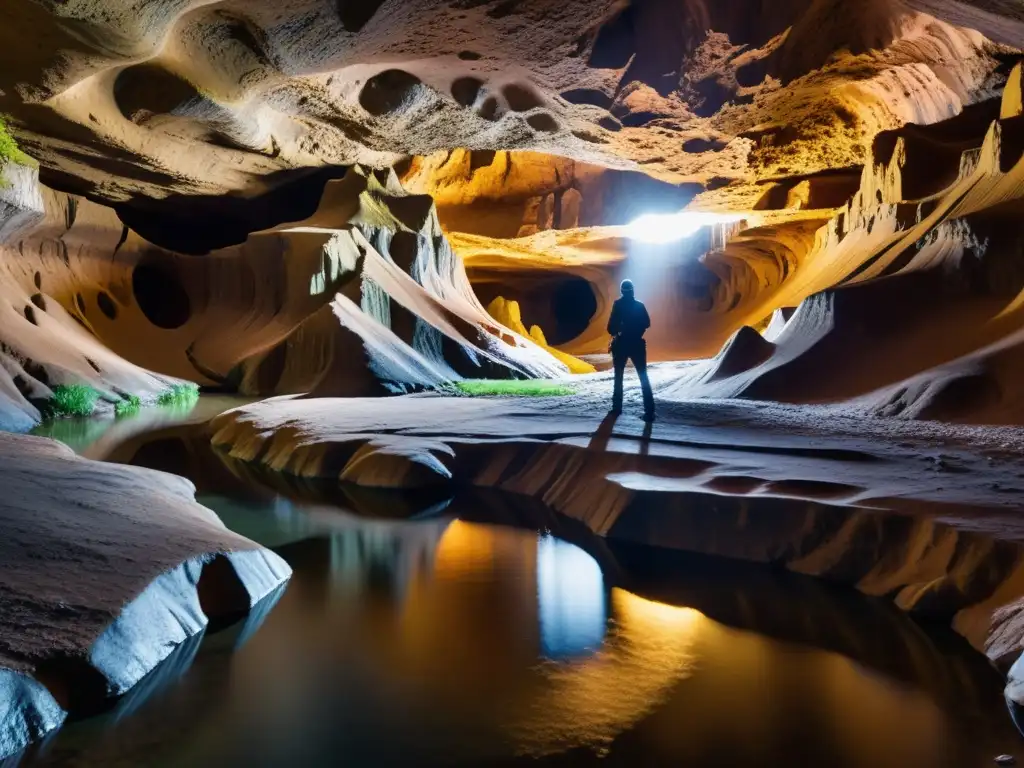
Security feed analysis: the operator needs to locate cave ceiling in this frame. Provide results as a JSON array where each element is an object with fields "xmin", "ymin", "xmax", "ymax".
[{"xmin": 1, "ymin": 0, "xmax": 1022, "ymax": 209}]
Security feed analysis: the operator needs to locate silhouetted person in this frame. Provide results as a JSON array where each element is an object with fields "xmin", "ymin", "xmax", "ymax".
[{"xmin": 607, "ymin": 279, "xmax": 655, "ymax": 421}]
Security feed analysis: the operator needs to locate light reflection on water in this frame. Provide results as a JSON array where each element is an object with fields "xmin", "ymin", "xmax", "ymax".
[
  {"xmin": 22, "ymin": 511, "xmax": 1017, "ymax": 768},
  {"xmin": 17, "ymin": 419, "xmax": 1022, "ymax": 767},
  {"xmin": 537, "ymin": 535, "xmax": 606, "ymax": 660}
]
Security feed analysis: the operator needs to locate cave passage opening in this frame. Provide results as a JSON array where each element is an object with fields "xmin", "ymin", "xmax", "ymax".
[{"xmin": 470, "ymin": 270, "xmax": 599, "ymax": 347}]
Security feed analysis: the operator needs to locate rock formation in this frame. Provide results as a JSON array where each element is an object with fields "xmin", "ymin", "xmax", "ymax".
[
  {"xmin": 7, "ymin": 0, "xmax": 1024, "ymax": 750},
  {"xmin": 0, "ymin": 0, "xmax": 1013, "ymax": 207},
  {"xmin": 1, "ymin": 1, "xmax": 1023, "ymax": 423},
  {"xmin": 0, "ymin": 158, "xmax": 580, "ymax": 428},
  {"xmin": 0, "ymin": 163, "xmax": 178, "ymax": 431},
  {"xmin": 0, "ymin": 432, "xmax": 290, "ymax": 759},
  {"xmin": 205, "ymin": 389, "xmax": 1024, "ymax": 665}
]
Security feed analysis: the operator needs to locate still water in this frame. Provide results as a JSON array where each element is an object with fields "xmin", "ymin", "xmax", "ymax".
[{"xmin": 19, "ymin": 408, "xmax": 1023, "ymax": 767}]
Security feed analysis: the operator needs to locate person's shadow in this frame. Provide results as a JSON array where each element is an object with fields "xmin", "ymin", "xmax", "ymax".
[
  {"xmin": 639, "ymin": 419, "xmax": 653, "ymax": 457},
  {"xmin": 587, "ymin": 411, "xmax": 654, "ymax": 456},
  {"xmin": 587, "ymin": 410, "xmax": 620, "ymax": 453}
]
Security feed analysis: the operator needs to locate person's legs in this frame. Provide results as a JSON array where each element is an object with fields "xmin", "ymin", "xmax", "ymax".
[
  {"xmin": 631, "ymin": 341, "xmax": 655, "ymax": 420},
  {"xmin": 611, "ymin": 342, "xmax": 626, "ymax": 413}
]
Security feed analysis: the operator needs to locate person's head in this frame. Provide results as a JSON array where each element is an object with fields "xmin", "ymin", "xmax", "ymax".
[{"xmin": 620, "ymin": 279, "xmax": 634, "ymax": 298}]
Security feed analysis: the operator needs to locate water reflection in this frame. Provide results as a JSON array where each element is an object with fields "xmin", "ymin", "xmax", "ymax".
[
  {"xmin": 27, "ymin": 396, "xmax": 242, "ymax": 460},
  {"xmin": 537, "ymin": 535, "xmax": 606, "ymax": 659},
  {"xmin": 20, "ymin": 514, "xmax": 1019, "ymax": 767},
  {"xmin": 15, "ymin": 421, "xmax": 1022, "ymax": 766}
]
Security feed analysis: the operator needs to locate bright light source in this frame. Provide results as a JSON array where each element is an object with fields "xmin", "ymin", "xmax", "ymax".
[{"xmin": 624, "ymin": 210, "xmax": 741, "ymax": 244}]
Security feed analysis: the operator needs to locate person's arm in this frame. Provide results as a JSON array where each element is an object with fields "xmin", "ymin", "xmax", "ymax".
[
  {"xmin": 607, "ymin": 301, "xmax": 621, "ymax": 336},
  {"xmin": 640, "ymin": 302, "xmax": 651, "ymax": 332}
]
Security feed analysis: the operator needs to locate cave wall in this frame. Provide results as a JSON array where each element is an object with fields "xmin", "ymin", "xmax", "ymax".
[
  {"xmin": 1, "ymin": 1, "xmax": 1024, "ymax": 424},
  {"xmin": 0, "ymin": 0, "xmax": 1013, "ymax": 210},
  {"xmin": 442, "ymin": 62, "xmax": 1024, "ymax": 425},
  {"xmin": 659, "ymin": 65, "xmax": 1024, "ymax": 423},
  {"xmin": 0, "ymin": 163, "xmax": 578, "ymax": 428},
  {"xmin": 0, "ymin": 164, "xmax": 175, "ymax": 430}
]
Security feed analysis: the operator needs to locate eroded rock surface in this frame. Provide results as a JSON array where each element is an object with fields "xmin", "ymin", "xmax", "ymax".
[
  {"xmin": 431, "ymin": 66, "xmax": 1024, "ymax": 426},
  {"xmin": 0, "ymin": 431, "xmax": 291, "ymax": 758},
  {"xmin": 0, "ymin": 0, "xmax": 1016, "ymax": 206},
  {"xmin": 0, "ymin": 160, "xmax": 580, "ymax": 428}
]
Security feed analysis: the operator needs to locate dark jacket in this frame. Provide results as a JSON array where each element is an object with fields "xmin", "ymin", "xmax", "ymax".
[{"xmin": 607, "ymin": 296, "xmax": 651, "ymax": 344}]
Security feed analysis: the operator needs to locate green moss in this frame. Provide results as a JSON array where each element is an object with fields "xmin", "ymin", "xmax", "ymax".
[
  {"xmin": 447, "ymin": 379, "xmax": 575, "ymax": 397},
  {"xmin": 0, "ymin": 116, "xmax": 36, "ymax": 187},
  {"xmin": 114, "ymin": 394, "xmax": 141, "ymax": 417},
  {"xmin": 43, "ymin": 385, "xmax": 101, "ymax": 418},
  {"xmin": 157, "ymin": 382, "xmax": 200, "ymax": 407}
]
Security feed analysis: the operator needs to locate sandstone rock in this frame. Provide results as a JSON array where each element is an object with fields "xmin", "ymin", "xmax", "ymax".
[
  {"xmin": 0, "ymin": 0, "xmax": 1011, "ymax": 209},
  {"xmin": 486, "ymin": 295, "xmax": 595, "ymax": 374},
  {"xmin": 0, "ymin": 163, "xmax": 576, "ymax": 423},
  {"xmin": 0, "ymin": 163, "xmax": 178, "ymax": 429},
  {"xmin": 0, "ymin": 431, "xmax": 291, "ymax": 757}
]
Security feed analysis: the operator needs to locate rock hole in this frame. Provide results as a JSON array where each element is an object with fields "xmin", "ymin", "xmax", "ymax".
[
  {"xmin": 96, "ymin": 291, "xmax": 118, "ymax": 320},
  {"xmin": 336, "ymin": 0, "xmax": 386, "ymax": 32},
  {"xmin": 359, "ymin": 69, "xmax": 426, "ymax": 116},
  {"xmin": 389, "ymin": 231, "xmax": 420, "ymax": 271},
  {"xmin": 560, "ymin": 88, "xmax": 613, "ymax": 109},
  {"xmin": 113, "ymin": 64, "xmax": 201, "ymax": 124},
  {"xmin": 133, "ymin": 263, "xmax": 191, "ymax": 329},
  {"xmin": 33, "ymin": 271, "xmax": 41, "ymax": 290},
  {"xmin": 23, "ymin": 306, "xmax": 37, "ymax": 326},
  {"xmin": 683, "ymin": 137, "xmax": 727, "ymax": 153},
  {"xmin": 30, "ymin": 293, "xmax": 46, "ymax": 311},
  {"xmin": 477, "ymin": 96, "xmax": 502, "ymax": 121},
  {"xmin": 527, "ymin": 112, "xmax": 559, "ymax": 133},
  {"xmin": 469, "ymin": 150, "xmax": 497, "ymax": 171},
  {"xmin": 85, "ymin": 357, "xmax": 101, "ymax": 373},
  {"xmin": 598, "ymin": 115, "xmax": 622, "ymax": 132},
  {"xmin": 503, "ymin": 83, "xmax": 544, "ymax": 112},
  {"xmin": 451, "ymin": 76, "xmax": 485, "ymax": 107},
  {"xmin": 23, "ymin": 359, "xmax": 50, "ymax": 387},
  {"xmin": 197, "ymin": 555, "xmax": 254, "ymax": 632},
  {"xmin": 457, "ymin": 50, "xmax": 482, "ymax": 61}
]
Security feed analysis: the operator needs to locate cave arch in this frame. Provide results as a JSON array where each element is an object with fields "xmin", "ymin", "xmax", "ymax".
[{"xmin": 471, "ymin": 271, "xmax": 598, "ymax": 346}]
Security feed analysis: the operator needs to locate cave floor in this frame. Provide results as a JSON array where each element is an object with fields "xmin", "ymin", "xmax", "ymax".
[{"xmin": 212, "ymin": 362, "xmax": 1024, "ymax": 540}]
